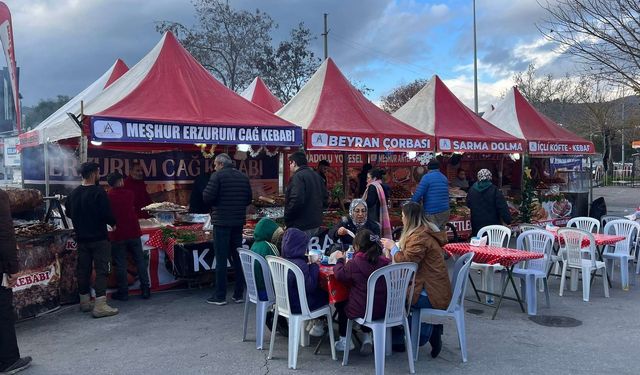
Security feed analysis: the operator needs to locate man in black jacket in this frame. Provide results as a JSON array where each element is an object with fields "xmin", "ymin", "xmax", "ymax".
[
  {"xmin": 66, "ymin": 162, "xmax": 119, "ymax": 318},
  {"xmin": 203, "ymin": 153, "xmax": 252, "ymax": 306},
  {"xmin": 285, "ymin": 152, "xmax": 329, "ymax": 237},
  {"xmin": 466, "ymin": 169, "xmax": 512, "ymax": 236},
  {"xmin": 0, "ymin": 189, "xmax": 32, "ymax": 374}
]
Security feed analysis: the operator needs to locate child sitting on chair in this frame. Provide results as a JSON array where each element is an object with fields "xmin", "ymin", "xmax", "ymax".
[
  {"xmin": 333, "ymin": 229, "xmax": 390, "ymax": 353},
  {"xmin": 282, "ymin": 228, "xmax": 329, "ymax": 315}
]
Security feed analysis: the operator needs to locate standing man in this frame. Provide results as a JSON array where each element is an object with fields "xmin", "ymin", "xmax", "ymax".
[
  {"xmin": 203, "ymin": 153, "xmax": 252, "ymax": 306},
  {"xmin": 107, "ymin": 172, "xmax": 151, "ymax": 301},
  {"xmin": 285, "ymin": 151, "xmax": 328, "ymax": 237},
  {"xmin": 124, "ymin": 161, "xmax": 153, "ymax": 218},
  {"xmin": 411, "ymin": 159, "xmax": 450, "ymax": 230},
  {"xmin": 317, "ymin": 159, "xmax": 330, "ymax": 187},
  {"xmin": 0, "ymin": 189, "xmax": 32, "ymax": 374},
  {"xmin": 66, "ymin": 162, "xmax": 119, "ymax": 318}
]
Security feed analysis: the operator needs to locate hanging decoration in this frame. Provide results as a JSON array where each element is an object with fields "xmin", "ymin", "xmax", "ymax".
[
  {"xmin": 249, "ymin": 145, "xmax": 280, "ymax": 158},
  {"xmin": 196, "ymin": 144, "xmax": 216, "ymax": 158},
  {"xmin": 416, "ymin": 152, "xmax": 435, "ymax": 166}
]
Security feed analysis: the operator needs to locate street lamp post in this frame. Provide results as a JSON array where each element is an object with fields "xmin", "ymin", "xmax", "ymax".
[{"xmin": 473, "ymin": 0, "xmax": 478, "ymax": 114}]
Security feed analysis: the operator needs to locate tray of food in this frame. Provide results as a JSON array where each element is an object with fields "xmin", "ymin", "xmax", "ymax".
[
  {"xmin": 142, "ymin": 202, "xmax": 188, "ymax": 213},
  {"xmin": 14, "ymin": 222, "xmax": 61, "ymax": 239}
]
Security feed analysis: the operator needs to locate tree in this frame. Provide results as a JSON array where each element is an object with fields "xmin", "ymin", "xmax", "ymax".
[
  {"xmin": 513, "ymin": 64, "xmax": 578, "ymax": 104},
  {"xmin": 380, "ymin": 79, "xmax": 428, "ymax": 113},
  {"xmin": 24, "ymin": 95, "xmax": 71, "ymax": 130},
  {"xmin": 575, "ymin": 77, "xmax": 623, "ymax": 174},
  {"xmin": 256, "ymin": 23, "xmax": 320, "ymax": 103},
  {"xmin": 156, "ymin": 0, "xmax": 275, "ymax": 91},
  {"xmin": 538, "ymin": 0, "xmax": 640, "ymax": 94}
]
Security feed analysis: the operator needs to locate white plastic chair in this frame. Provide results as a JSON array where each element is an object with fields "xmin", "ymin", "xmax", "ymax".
[
  {"xmin": 342, "ymin": 262, "xmax": 417, "ymax": 375},
  {"xmin": 266, "ymin": 256, "xmax": 337, "ymax": 369},
  {"xmin": 470, "ymin": 225, "xmax": 511, "ymax": 303},
  {"xmin": 558, "ymin": 228, "xmax": 609, "ymax": 302},
  {"xmin": 601, "ymin": 215, "xmax": 626, "ymax": 232},
  {"xmin": 238, "ymin": 250, "xmax": 275, "ymax": 350},
  {"xmin": 411, "ymin": 252, "xmax": 474, "ymax": 363},
  {"xmin": 512, "ymin": 230, "xmax": 554, "ymax": 315},
  {"xmin": 567, "ymin": 217, "xmax": 600, "ymax": 234},
  {"xmin": 602, "ymin": 220, "xmax": 640, "ymax": 290}
]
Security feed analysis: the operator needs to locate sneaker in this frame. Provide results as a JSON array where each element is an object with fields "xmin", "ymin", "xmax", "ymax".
[
  {"xmin": 309, "ymin": 321, "xmax": 325, "ymax": 337},
  {"xmin": 359, "ymin": 332, "xmax": 372, "ymax": 355},
  {"xmin": 231, "ymin": 296, "xmax": 244, "ymax": 304},
  {"xmin": 206, "ymin": 297, "xmax": 227, "ymax": 305},
  {"xmin": 335, "ymin": 336, "xmax": 355, "ymax": 352},
  {"xmin": 0, "ymin": 357, "xmax": 32, "ymax": 374}
]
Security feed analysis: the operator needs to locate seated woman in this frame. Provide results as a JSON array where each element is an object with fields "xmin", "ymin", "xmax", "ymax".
[
  {"xmin": 249, "ymin": 218, "xmax": 283, "ymax": 300},
  {"xmin": 381, "ymin": 202, "xmax": 452, "ymax": 358},
  {"xmin": 282, "ymin": 228, "xmax": 328, "ymax": 315},
  {"xmin": 328, "ymin": 199, "xmax": 380, "ymax": 248},
  {"xmin": 333, "ymin": 229, "xmax": 390, "ymax": 353}
]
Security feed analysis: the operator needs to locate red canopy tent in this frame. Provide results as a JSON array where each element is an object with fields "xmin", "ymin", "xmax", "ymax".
[
  {"xmin": 393, "ymin": 75, "xmax": 524, "ymax": 153},
  {"xmin": 19, "ymin": 59, "xmax": 129, "ymax": 148},
  {"xmin": 277, "ymin": 58, "xmax": 433, "ymax": 152},
  {"xmin": 240, "ymin": 77, "xmax": 283, "ymax": 113},
  {"xmin": 483, "ymin": 87, "xmax": 594, "ymax": 155},
  {"xmin": 83, "ymin": 32, "xmax": 301, "ymax": 150}
]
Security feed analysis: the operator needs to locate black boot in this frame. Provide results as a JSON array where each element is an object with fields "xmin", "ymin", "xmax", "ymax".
[
  {"xmin": 141, "ymin": 285, "xmax": 151, "ymax": 299},
  {"xmin": 111, "ymin": 290, "xmax": 129, "ymax": 301},
  {"xmin": 430, "ymin": 325, "xmax": 443, "ymax": 358}
]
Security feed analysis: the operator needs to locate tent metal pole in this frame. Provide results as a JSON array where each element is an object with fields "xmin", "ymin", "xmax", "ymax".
[
  {"xmin": 44, "ymin": 129, "xmax": 50, "ymax": 197},
  {"xmin": 342, "ymin": 151, "xmax": 348, "ymax": 203},
  {"xmin": 589, "ymin": 156, "xmax": 593, "ymax": 216}
]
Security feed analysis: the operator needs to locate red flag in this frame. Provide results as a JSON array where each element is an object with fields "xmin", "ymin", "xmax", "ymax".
[{"xmin": 0, "ymin": 2, "xmax": 20, "ymax": 133}]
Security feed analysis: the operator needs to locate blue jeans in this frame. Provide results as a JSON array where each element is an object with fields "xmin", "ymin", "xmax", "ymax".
[
  {"xmin": 214, "ymin": 225, "xmax": 245, "ymax": 300},
  {"xmin": 393, "ymin": 294, "xmax": 433, "ymax": 347},
  {"xmin": 411, "ymin": 295, "xmax": 434, "ymax": 346}
]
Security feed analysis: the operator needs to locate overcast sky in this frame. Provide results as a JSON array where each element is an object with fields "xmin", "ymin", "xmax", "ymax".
[{"xmin": 4, "ymin": 0, "xmax": 572, "ymax": 110}]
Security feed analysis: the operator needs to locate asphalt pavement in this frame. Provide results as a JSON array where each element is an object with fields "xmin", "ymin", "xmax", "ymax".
[
  {"xmin": 12, "ymin": 186, "xmax": 640, "ymax": 375},
  {"xmin": 14, "ymin": 260, "xmax": 640, "ymax": 375}
]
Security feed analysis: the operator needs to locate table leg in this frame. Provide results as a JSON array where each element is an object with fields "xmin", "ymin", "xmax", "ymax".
[
  {"xmin": 597, "ymin": 245, "xmax": 613, "ymax": 288},
  {"xmin": 468, "ymin": 274, "xmax": 482, "ymax": 302},
  {"xmin": 508, "ymin": 268, "xmax": 525, "ymax": 313},
  {"xmin": 491, "ymin": 266, "xmax": 524, "ymax": 320}
]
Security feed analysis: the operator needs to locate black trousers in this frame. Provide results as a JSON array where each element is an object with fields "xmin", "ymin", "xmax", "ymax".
[
  {"xmin": 0, "ymin": 287, "xmax": 19, "ymax": 369},
  {"xmin": 335, "ymin": 301, "xmax": 371, "ymax": 337},
  {"xmin": 77, "ymin": 240, "xmax": 111, "ymax": 297},
  {"xmin": 213, "ymin": 226, "xmax": 244, "ymax": 300},
  {"xmin": 112, "ymin": 238, "xmax": 150, "ymax": 294}
]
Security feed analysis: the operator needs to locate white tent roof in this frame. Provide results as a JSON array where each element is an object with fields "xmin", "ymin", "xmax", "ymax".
[{"xmin": 21, "ymin": 59, "xmax": 128, "ymax": 145}]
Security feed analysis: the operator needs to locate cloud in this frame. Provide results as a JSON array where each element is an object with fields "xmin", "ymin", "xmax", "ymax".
[
  {"xmin": 3, "ymin": 0, "xmax": 580, "ymax": 112},
  {"xmin": 5, "ymin": 0, "xmax": 195, "ymax": 105}
]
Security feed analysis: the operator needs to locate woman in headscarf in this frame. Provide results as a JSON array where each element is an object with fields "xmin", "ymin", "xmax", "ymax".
[
  {"xmin": 466, "ymin": 169, "xmax": 512, "ymax": 236},
  {"xmin": 328, "ymin": 199, "xmax": 380, "ymax": 247},
  {"xmin": 363, "ymin": 168, "xmax": 392, "ymax": 238}
]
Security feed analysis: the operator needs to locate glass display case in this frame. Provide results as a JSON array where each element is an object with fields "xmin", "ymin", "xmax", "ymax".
[{"xmin": 555, "ymin": 170, "xmax": 590, "ymax": 193}]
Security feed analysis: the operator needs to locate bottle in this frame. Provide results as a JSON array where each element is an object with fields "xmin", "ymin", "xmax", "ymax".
[{"xmin": 346, "ymin": 246, "xmax": 354, "ymax": 262}]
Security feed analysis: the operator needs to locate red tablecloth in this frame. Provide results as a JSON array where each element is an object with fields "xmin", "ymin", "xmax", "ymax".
[
  {"xmin": 318, "ymin": 265, "xmax": 349, "ymax": 305},
  {"xmin": 145, "ymin": 224, "xmax": 204, "ymax": 262},
  {"xmin": 443, "ymin": 243, "xmax": 543, "ymax": 268},
  {"xmin": 547, "ymin": 228, "xmax": 626, "ymax": 247}
]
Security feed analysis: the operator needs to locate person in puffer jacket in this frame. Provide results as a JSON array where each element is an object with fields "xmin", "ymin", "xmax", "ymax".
[
  {"xmin": 333, "ymin": 229, "xmax": 389, "ymax": 353},
  {"xmin": 282, "ymin": 228, "xmax": 328, "ymax": 314},
  {"xmin": 250, "ymin": 218, "xmax": 283, "ymax": 300}
]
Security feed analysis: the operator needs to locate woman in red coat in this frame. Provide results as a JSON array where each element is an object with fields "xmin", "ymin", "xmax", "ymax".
[{"xmin": 334, "ymin": 229, "xmax": 390, "ymax": 353}]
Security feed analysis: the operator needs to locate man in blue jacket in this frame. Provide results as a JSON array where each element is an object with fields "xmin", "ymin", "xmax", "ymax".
[{"xmin": 411, "ymin": 159, "xmax": 450, "ymax": 230}]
